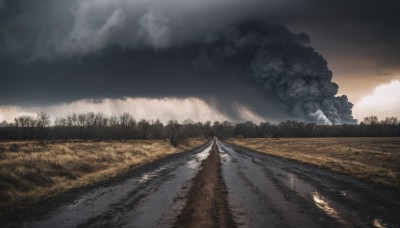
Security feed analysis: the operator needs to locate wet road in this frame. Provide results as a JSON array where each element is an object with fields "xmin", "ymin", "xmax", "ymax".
[
  {"xmin": 218, "ymin": 140, "xmax": 400, "ymax": 228},
  {"xmin": 3, "ymin": 139, "xmax": 400, "ymax": 227},
  {"xmin": 3, "ymin": 142, "xmax": 213, "ymax": 228}
]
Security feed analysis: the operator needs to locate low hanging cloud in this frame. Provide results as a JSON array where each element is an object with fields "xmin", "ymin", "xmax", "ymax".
[{"xmin": 353, "ymin": 80, "xmax": 400, "ymax": 120}]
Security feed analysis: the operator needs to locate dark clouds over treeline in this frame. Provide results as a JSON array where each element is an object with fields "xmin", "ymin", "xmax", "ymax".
[{"xmin": 0, "ymin": 0, "xmax": 398, "ymax": 123}]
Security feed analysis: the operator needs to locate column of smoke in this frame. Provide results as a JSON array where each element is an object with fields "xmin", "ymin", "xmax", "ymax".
[{"xmin": 196, "ymin": 21, "xmax": 356, "ymax": 125}]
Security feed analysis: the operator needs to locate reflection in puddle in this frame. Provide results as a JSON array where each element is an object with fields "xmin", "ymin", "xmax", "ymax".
[
  {"xmin": 139, "ymin": 166, "xmax": 168, "ymax": 183},
  {"xmin": 140, "ymin": 173, "xmax": 152, "ymax": 182},
  {"xmin": 195, "ymin": 144, "xmax": 212, "ymax": 160},
  {"xmin": 312, "ymin": 191, "xmax": 345, "ymax": 224},
  {"xmin": 289, "ymin": 173, "xmax": 295, "ymax": 189},
  {"xmin": 186, "ymin": 159, "xmax": 199, "ymax": 170},
  {"xmin": 271, "ymin": 164, "xmax": 350, "ymax": 226},
  {"xmin": 218, "ymin": 148, "xmax": 229, "ymax": 159},
  {"xmin": 275, "ymin": 168, "xmax": 313, "ymax": 199},
  {"xmin": 186, "ymin": 144, "xmax": 212, "ymax": 169},
  {"xmin": 287, "ymin": 173, "xmax": 312, "ymax": 196},
  {"xmin": 68, "ymin": 196, "xmax": 87, "ymax": 208},
  {"xmin": 372, "ymin": 218, "xmax": 387, "ymax": 228}
]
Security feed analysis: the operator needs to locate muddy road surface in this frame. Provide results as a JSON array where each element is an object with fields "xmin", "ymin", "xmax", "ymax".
[
  {"xmin": 2, "ymin": 139, "xmax": 400, "ymax": 228},
  {"xmin": 218, "ymin": 141, "xmax": 400, "ymax": 228},
  {"xmin": 173, "ymin": 142, "xmax": 235, "ymax": 228}
]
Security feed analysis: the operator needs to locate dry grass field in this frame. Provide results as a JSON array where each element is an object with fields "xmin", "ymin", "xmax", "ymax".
[
  {"xmin": 0, "ymin": 138, "xmax": 206, "ymax": 215},
  {"xmin": 228, "ymin": 138, "xmax": 400, "ymax": 189}
]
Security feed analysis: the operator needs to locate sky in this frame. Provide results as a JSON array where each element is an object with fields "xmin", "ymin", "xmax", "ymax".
[{"xmin": 0, "ymin": 0, "xmax": 399, "ymax": 123}]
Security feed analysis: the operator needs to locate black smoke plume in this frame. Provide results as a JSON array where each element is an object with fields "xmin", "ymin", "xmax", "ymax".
[{"xmin": 196, "ymin": 21, "xmax": 356, "ymax": 124}]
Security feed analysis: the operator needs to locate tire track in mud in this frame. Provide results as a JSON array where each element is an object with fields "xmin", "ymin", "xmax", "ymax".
[
  {"xmin": 220, "ymin": 142, "xmax": 400, "ymax": 227},
  {"xmin": 173, "ymin": 140, "xmax": 236, "ymax": 228},
  {"xmin": 77, "ymin": 171, "xmax": 176, "ymax": 228}
]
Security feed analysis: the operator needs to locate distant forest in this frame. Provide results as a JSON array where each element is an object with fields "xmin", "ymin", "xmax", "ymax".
[{"xmin": 0, "ymin": 112, "xmax": 399, "ymax": 146}]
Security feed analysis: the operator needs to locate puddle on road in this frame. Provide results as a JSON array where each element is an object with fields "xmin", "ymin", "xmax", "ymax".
[
  {"xmin": 269, "ymin": 163, "xmax": 380, "ymax": 227},
  {"xmin": 267, "ymin": 160, "xmax": 352, "ymax": 226},
  {"xmin": 220, "ymin": 142, "xmax": 353, "ymax": 227},
  {"xmin": 216, "ymin": 142, "xmax": 398, "ymax": 228},
  {"xmin": 186, "ymin": 144, "xmax": 212, "ymax": 170},
  {"xmin": 195, "ymin": 144, "xmax": 212, "ymax": 160},
  {"xmin": 311, "ymin": 191, "xmax": 345, "ymax": 224},
  {"xmin": 275, "ymin": 169, "xmax": 314, "ymax": 198},
  {"xmin": 217, "ymin": 142, "xmax": 231, "ymax": 161},
  {"xmin": 138, "ymin": 166, "xmax": 169, "ymax": 183},
  {"xmin": 372, "ymin": 218, "xmax": 387, "ymax": 228}
]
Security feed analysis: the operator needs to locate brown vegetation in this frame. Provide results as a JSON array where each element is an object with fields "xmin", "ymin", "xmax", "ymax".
[
  {"xmin": 0, "ymin": 138, "xmax": 206, "ymax": 215},
  {"xmin": 174, "ymin": 142, "xmax": 235, "ymax": 228},
  {"xmin": 229, "ymin": 137, "xmax": 400, "ymax": 188}
]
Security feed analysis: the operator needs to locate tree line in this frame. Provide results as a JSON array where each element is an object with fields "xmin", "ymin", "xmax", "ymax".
[{"xmin": 0, "ymin": 112, "xmax": 399, "ymax": 146}]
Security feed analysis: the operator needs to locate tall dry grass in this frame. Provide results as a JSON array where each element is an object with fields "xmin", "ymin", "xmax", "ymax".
[
  {"xmin": 229, "ymin": 138, "xmax": 400, "ymax": 189},
  {"xmin": 0, "ymin": 138, "xmax": 206, "ymax": 215}
]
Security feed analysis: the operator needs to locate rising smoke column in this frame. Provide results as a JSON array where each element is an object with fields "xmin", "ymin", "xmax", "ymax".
[{"xmin": 197, "ymin": 21, "xmax": 356, "ymax": 124}]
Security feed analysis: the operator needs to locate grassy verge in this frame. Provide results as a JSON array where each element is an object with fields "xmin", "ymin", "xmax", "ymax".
[
  {"xmin": 0, "ymin": 138, "xmax": 206, "ymax": 215},
  {"xmin": 228, "ymin": 138, "xmax": 400, "ymax": 189}
]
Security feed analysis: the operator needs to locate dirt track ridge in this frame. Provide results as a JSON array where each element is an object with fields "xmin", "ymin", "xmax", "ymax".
[{"xmin": 173, "ymin": 140, "xmax": 236, "ymax": 228}]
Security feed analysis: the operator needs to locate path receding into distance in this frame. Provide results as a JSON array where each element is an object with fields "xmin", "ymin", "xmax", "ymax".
[{"xmin": 2, "ymin": 139, "xmax": 400, "ymax": 228}]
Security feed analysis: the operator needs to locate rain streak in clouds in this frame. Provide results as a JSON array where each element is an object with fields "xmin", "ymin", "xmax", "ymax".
[{"xmin": 0, "ymin": 98, "xmax": 229, "ymax": 123}]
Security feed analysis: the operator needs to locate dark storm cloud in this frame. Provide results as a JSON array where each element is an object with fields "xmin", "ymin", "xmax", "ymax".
[
  {"xmin": 1, "ymin": 0, "xmax": 398, "ymax": 64},
  {"xmin": 0, "ymin": 20, "xmax": 354, "ymax": 123},
  {"xmin": 270, "ymin": 0, "xmax": 400, "ymax": 69},
  {"xmin": 0, "ymin": 45, "xmax": 289, "ymax": 122},
  {"xmin": 0, "ymin": 0, "xmax": 396, "ymax": 123},
  {"xmin": 0, "ymin": 0, "xmax": 273, "ymax": 60},
  {"xmin": 1, "ymin": 0, "xmax": 398, "ymax": 62}
]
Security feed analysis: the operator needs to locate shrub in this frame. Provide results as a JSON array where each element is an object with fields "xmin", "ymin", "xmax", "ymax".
[{"xmin": 9, "ymin": 144, "xmax": 19, "ymax": 152}]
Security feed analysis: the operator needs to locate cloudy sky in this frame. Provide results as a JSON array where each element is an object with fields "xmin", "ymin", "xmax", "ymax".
[{"xmin": 0, "ymin": 0, "xmax": 399, "ymax": 123}]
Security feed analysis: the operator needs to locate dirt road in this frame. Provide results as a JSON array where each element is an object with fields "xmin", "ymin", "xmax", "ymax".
[
  {"xmin": 2, "ymin": 139, "xmax": 400, "ymax": 227},
  {"xmin": 173, "ymin": 142, "xmax": 235, "ymax": 228},
  {"xmin": 218, "ymin": 141, "xmax": 400, "ymax": 227}
]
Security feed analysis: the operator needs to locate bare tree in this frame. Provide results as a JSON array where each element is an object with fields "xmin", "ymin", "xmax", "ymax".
[
  {"xmin": 119, "ymin": 112, "xmax": 135, "ymax": 128},
  {"xmin": 166, "ymin": 120, "xmax": 183, "ymax": 147},
  {"xmin": 362, "ymin": 116, "xmax": 379, "ymax": 125},
  {"xmin": 382, "ymin": 117, "xmax": 398, "ymax": 125},
  {"xmin": 0, "ymin": 121, "xmax": 8, "ymax": 127},
  {"xmin": 109, "ymin": 116, "xmax": 119, "ymax": 126},
  {"xmin": 78, "ymin": 114, "xmax": 86, "ymax": 127},
  {"xmin": 36, "ymin": 112, "xmax": 51, "ymax": 128},
  {"xmin": 1, "ymin": 112, "xmax": 399, "ymax": 140}
]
